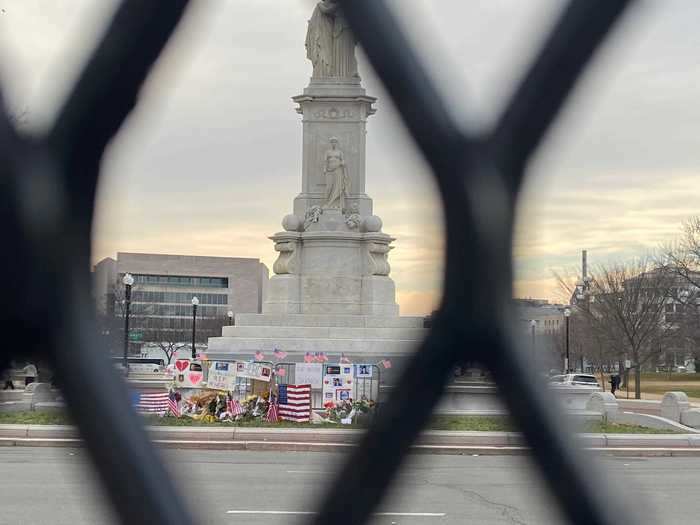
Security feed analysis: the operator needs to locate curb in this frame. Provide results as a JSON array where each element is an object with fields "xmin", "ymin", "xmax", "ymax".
[{"xmin": 3, "ymin": 437, "xmax": 700, "ymax": 457}]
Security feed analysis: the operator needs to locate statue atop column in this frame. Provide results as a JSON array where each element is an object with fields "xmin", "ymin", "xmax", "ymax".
[
  {"xmin": 323, "ymin": 137, "xmax": 350, "ymax": 210},
  {"xmin": 305, "ymin": 1, "xmax": 359, "ymax": 79}
]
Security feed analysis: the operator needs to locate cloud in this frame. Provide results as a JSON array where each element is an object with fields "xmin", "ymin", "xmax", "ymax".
[{"xmin": 8, "ymin": 1, "xmax": 700, "ymax": 314}]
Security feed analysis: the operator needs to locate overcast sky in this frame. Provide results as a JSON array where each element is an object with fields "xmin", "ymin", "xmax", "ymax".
[{"xmin": 1, "ymin": 1, "xmax": 699, "ymax": 314}]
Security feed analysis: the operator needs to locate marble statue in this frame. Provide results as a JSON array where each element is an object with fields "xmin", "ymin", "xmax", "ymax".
[
  {"xmin": 323, "ymin": 137, "xmax": 350, "ymax": 210},
  {"xmin": 305, "ymin": 1, "xmax": 359, "ymax": 79}
]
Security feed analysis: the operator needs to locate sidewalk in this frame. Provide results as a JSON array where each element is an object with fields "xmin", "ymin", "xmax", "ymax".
[{"xmin": 2, "ymin": 424, "xmax": 700, "ymax": 456}]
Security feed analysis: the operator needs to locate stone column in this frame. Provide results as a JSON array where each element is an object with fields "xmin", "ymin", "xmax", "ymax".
[{"xmin": 292, "ymin": 79, "xmax": 376, "ymax": 219}]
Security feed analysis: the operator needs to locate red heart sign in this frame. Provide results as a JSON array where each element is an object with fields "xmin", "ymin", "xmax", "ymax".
[
  {"xmin": 188, "ymin": 372, "xmax": 203, "ymax": 385},
  {"xmin": 175, "ymin": 359, "xmax": 190, "ymax": 372}
]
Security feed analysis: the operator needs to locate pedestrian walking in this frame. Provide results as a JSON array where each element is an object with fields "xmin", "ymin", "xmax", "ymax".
[{"xmin": 609, "ymin": 374, "xmax": 619, "ymax": 396}]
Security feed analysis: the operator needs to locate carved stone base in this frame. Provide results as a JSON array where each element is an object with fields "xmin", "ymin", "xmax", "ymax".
[{"xmin": 265, "ymin": 224, "xmax": 398, "ymax": 316}]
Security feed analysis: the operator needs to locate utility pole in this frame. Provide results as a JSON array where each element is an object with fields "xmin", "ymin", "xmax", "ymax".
[{"xmin": 564, "ymin": 307, "xmax": 571, "ymax": 373}]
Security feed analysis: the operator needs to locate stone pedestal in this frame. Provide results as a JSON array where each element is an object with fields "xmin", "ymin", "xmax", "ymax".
[{"xmin": 208, "ymin": 75, "xmax": 426, "ymax": 369}]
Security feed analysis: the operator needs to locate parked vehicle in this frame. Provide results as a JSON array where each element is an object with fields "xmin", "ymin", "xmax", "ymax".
[
  {"xmin": 549, "ymin": 374, "xmax": 601, "ymax": 388},
  {"xmin": 111, "ymin": 357, "xmax": 165, "ymax": 374}
]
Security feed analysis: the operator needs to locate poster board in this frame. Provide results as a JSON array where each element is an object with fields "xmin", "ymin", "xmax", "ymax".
[
  {"xmin": 207, "ymin": 361, "xmax": 238, "ymax": 391},
  {"xmin": 173, "ymin": 359, "xmax": 205, "ymax": 388},
  {"xmin": 295, "ymin": 363, "xmax": 323, "ymax": 389},
  {"xmin": 322, "ymin": 364, "xmax": 354, "ymax": 402},
  {"xmin": 236, "ymin": 361, "xmax": 272, "ymax": 382}
]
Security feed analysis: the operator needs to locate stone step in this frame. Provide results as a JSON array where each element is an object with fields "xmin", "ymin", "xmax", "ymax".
[
  {"xmin": 234, "ymin": 313, "xmax": 424, "ymax": 329},
  {"xmin": 221, "ymin": 325, "xmax": 426, "ymax": 341},
  {"xmin": 208, "ymin": 336, "xmax": 422, "ymax": 355}
]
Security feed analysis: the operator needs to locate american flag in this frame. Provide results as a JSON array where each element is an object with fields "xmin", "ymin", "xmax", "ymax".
[
  {"xmin": 273, "ymin": 348, "xmax": 287, "ymax": 359},
  {"xmin": 227, "ymin": 397, "xmax": 244, "ymax": 416},
  {"xmin": 134, "ymin": 391, "xmax": 170, "ymax": 413},
  {"xmin": 381, "ymin": 359, "xmax": 392, "ymax": 369},
  {"xmin": 167, "ymin": 392, "xmax": 180, "ymax": 417},
  {"xmin": 303, "ymin": 352, "xmax": 314, "ymax": 363},
  {"xmin": 278, "ymin": 384, "xmax": 311, "ymax": 422},
  {"xmin": 265, "ymin": 398, "xmax": 279, "ymax": 422},
  {"xmin": 339, "ymin": 353, "xmax": 351, "ymax": 364},
  {"xmin": 255, "ymin": 351, "xmax": 265, "ymax": 361}
]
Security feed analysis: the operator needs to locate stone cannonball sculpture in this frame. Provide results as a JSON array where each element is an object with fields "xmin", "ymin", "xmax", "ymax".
[
  {"xmin": 282, "ymin": 214, "xmax": 302, "ymax": 232},
  {"xmin": 362, "ymin": 215, "xmax": 382, "ymax": 233}
]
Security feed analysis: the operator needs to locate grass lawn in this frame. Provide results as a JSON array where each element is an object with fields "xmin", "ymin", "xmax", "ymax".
[
  {"xmin": 581, "ymin": 421, "xmax": 681, "ymax": 434},
  {"xmin": 0, "ymin": 412, "xmax": 684, "ymax": 434},
  {"xmin": 637, "ymin": 385, "xmax": 700, "ymax": 398},
  {"xmin": 0, "ymin": 411, "xmax": 71, "ymax": 425},
  {"xmin": 640, "ymin": 372, "xmax": 700, "ymax": 382},
  {"xmin": 429, "ymin": 415, "xmax": 517, "ymax": 432}
]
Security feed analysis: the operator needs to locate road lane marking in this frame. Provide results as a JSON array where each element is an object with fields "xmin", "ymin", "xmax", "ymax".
[
  {"xmin": 226, "ymin": 510, "xmax": 445, "ymax": 517},
  {"xmin": 373, "ymin": 513, "xmax": 446, "ymax": 517}
]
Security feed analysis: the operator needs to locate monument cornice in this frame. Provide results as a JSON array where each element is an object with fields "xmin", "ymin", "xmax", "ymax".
[
  {"xmin": 269, "ymin": 230, "xmax": 394, "ymax": 243},
  {"xmin": 292, "ymin": 94, "xmax": 377, "ymax": 103}
]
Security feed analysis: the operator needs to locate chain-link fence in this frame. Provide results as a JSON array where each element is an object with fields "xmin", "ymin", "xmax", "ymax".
[{"xmin": 1, "ymin": 1, "xmax": 636, "ymax": 525}]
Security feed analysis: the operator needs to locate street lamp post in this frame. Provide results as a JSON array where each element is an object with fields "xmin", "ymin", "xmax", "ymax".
[
  {"xmin": 530, "ymin": 320, "xmax": 537, "ymax": 369},
  {"xmin": 564, "ymin": 307, "xmax": 571, "ymax": 373},
  {"xmin": 227, "ymin": 310, "xmax": 234, "ymax": 326},
  {"xmin": 191, "ymin": 296, "xmax": 199, "ymax": 359},
  {"xmin": 122, "ymin": 273, "xmax": 134, "ymax": 375}
]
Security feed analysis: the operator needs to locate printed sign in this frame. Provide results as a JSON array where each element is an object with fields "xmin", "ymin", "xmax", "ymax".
[
  {"xmin": 207, "ymin": 361, "xmax": 238, "ymax": 391},
  {"xmin": 337, "ymin": 389, "xmax": 352, "ymax": 401},
  {"xmin": 295, "ymin": 363, "xmax": 323, "ymax": 389},
  {"xmin": 236, "ymin": 361, "xmax": 272, "ymax": 382},
  {"xmin": 325, "ymin": 365, "xmax": 341, "ymax": 375},
  {"xmin": 356, "ymin": 364, "xmax": 373, "ymax": 378}
]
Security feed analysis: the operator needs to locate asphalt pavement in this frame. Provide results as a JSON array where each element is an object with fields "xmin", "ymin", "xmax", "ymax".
[{"xmin": 0, "ymin": 447, "xmax": 698, "ymax": 525}]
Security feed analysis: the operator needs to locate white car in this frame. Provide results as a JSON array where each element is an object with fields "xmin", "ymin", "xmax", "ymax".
[{"xmin": 549, "ymin": 374, "xmax": 601, "ymax": 388}]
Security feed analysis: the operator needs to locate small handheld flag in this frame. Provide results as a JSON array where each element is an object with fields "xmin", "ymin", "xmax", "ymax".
[{"xmin": 265, "ymin": 398, "xmax": 279, "ymax": 422}]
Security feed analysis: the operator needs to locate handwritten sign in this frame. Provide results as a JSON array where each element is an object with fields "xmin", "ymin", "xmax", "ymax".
[
  {"xmin": 207, "ymin": 361, "xmax": 238, "ymax": 391},
  {"xmin": 294, "ymin": 363, "xmax": 323, "ymax": 389},
  {"xmin": 236, "ymin": 361, "xmax": 272, "ymax": 382}
]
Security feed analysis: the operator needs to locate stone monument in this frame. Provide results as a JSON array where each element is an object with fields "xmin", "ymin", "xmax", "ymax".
[{"xmin": 208, "ymin": 1, "xmax": 426, "ymax": 368}]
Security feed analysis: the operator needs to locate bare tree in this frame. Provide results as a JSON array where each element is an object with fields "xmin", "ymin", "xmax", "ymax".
[
  {"xmin": 558, "ymin": 259, "xmax": 677, "ymax": 398},
  {"xmin": 659, "ymin": 217, "xmax": 700, "ymax": 371},
  {"xmin": 139, "ymin": 317, "xmax": 188, "ymax": 364},
  {"xmin": 136, "ymin": 315, "xmax": 228, "ymax": 364}
]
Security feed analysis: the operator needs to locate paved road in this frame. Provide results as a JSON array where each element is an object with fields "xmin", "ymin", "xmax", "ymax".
[{"xmin": 1, "ymin": 448, "xmax": 699, "ymax": 524}]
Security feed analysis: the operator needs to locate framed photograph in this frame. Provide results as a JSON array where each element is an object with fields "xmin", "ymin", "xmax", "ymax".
[
  {"xmin": 356, "ymin": 364, "xmax": 372, "ymax": 378},
  {"xmin": 337, "ymin": 389, "xmax": 351, "ymax": 401}
]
